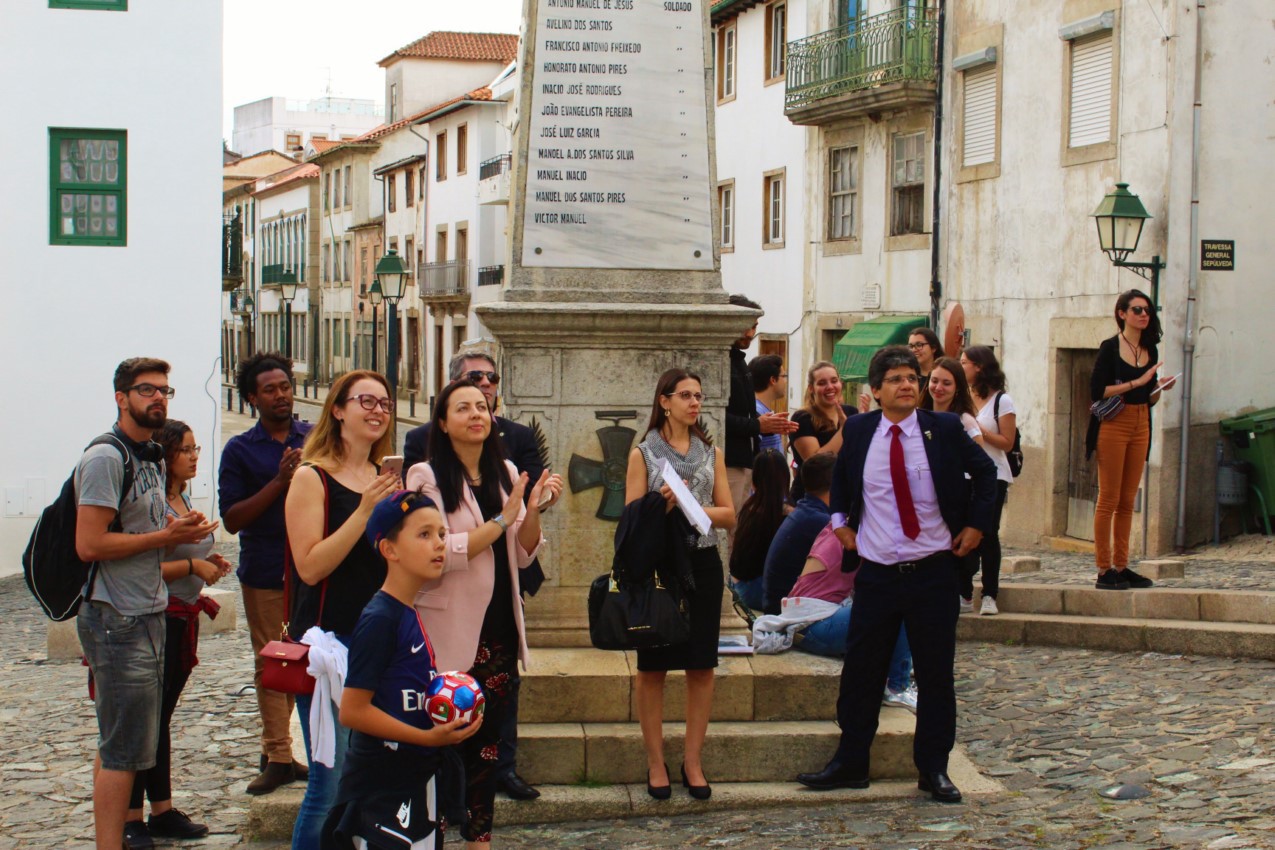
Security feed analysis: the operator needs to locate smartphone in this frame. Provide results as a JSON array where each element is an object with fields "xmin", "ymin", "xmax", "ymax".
[
  {"xmin": 381, "ymin": 455, "xmax": 405, "ymax": 478},
  {"xmin": 537, "ymin": 487, "xmax": 554, "ymax": 510},
  {"xmin": 1159, "ymin": 372, "xmax": 1183, "ymax": 389}
]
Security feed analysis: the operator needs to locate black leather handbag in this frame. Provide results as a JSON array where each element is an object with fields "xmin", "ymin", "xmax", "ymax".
[{"xmin": 588, "ymin": 572, "xmax": 690, "ymax": 651}]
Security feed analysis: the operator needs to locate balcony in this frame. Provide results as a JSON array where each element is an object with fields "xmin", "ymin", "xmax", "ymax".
[
  {"xmin": 262, "ymin": 264, "xmax": 302, "ymax": 288},
  {"xmin": 222, "ymin": 213, "xmax": 243, "ymax": 291},
  {"xmin": 477, "ymin": 154, "xmax": 512, "ymax": 206},
  {"xmin": 418, "ymin": 260, "xmax": 471, "ymax": 302},
  {"xmin": 785, "ymin": 7, "xmax": 939, "ymax": 126},
  {"xmin": 477, "ymin": 265, "xmax": 505, "ymax": 287}
]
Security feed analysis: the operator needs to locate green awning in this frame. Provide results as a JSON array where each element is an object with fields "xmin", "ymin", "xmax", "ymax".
[{"xmin": 831, "ymin": 315, "xmax": 930, "ymax": 382}]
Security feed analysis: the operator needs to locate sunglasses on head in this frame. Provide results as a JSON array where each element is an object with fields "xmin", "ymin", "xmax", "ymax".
[
  {"xmin": 465, "ymin": 370, "xmax": 500, "ymax": 385},
  {"xmin": 1128, "ymin": 305, "xmax": 1151, "ymax": 316}
]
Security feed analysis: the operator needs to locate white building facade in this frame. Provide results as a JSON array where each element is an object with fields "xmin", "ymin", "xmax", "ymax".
[
  {"xmin": 232, "ymin": 96, "xmax": 383, "ymax": 157},
  {"xmin": 1, "ymin": 0, "xmax": 223, "ymax": 577}
]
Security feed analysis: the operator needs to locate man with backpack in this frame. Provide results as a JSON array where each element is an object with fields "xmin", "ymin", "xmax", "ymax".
[{"xmin": 74, "ymin": 357, "xmax": 218, "ymax": 850}]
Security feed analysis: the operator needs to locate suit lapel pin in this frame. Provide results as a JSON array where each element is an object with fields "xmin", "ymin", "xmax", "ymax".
[{"xmin": 924, "ymin": 430, "xmax": 932, "ymax": 441}]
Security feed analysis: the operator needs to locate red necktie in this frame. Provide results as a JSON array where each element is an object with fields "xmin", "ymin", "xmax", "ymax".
[{"xmin": 889, "ymin": 424, "xmax": 920, "ymax": 540}]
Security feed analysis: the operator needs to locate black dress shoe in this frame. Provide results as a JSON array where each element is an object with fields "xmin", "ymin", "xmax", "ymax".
[
  {"xmin": 497, "ymin": 771, "xmax": 541, "ymax": 800},
  {"xmin": 259, "ymin": 754, "xmax": 308, "ymax": 782},
  {"xmin": 796, "ymin": 760, "xmax": 870, "ymax": 790},
  {"xmin": 647, "ymin": 762, "xmax": 672, "ymax": 800},
  {"xmin": 918, "ymin": 771, "xmax": 963, "ymax": 803},
  {"xmin": 680, "ymin": 763, "xmax": 712, "ymax": 800}
]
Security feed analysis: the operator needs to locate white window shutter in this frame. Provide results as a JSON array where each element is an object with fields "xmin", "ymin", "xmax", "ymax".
[
  {"xmin": 1069, "ymin": 33, "xmax": 1113, "ymax": 148},
  {"xmin": 962, "ymin": 65, "xmax": 997, "ymax": 167}
]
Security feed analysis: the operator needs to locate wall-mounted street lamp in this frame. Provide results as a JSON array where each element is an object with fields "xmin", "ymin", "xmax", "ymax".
[
  {"xmin": 1091, "ymin": 182, "xmax": 1166, "ymax": 305},
  {"xmin": 374, "ymin": 250, "xmax": 409, "ymax": 443},
  {"xmin": 368, "ymin": 280, "xmax": 383, "ymax": 373},
  {"xmin": 279, "ymin": 277, "xmax": 299, "ymax": 359}
]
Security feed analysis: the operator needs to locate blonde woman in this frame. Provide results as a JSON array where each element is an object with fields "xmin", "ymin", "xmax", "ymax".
[
  {"xmin": 284, "ymin": 370, "xmax": 399, "ymax": 850},
  {"xmin": 790, "ymin": 361, "xmax": 856, "ymax": 500}
]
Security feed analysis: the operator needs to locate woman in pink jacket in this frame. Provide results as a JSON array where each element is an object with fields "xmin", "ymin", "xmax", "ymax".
[{"xmin": 405, "ymin": 378, "xmax": 560, "ymax": 846}]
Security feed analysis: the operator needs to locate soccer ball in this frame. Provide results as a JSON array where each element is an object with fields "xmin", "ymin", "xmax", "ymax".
[{"xmin": 425, "ymin": 671, "xmax": 486, "ymax": 725}]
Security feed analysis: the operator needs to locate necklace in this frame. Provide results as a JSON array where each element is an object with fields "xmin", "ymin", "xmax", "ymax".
[{"xmin": 1121, "ymin": 333, "xmax": 1144, "ymax": 367}]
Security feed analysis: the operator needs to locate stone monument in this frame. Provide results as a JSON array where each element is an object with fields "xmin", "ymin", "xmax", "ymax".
[{"xmin": 477, "ymin": 0, "xmax": 754, "ymax": 645}]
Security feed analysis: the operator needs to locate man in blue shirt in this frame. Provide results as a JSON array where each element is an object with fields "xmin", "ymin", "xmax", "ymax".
[
  {"xmin": 218, "ymin": 353, "xmax": 312, "ymax": 796},
  {"xmin": 750, "ymin": 354, "xmax": 788, "ymax": 454},
  {"xmin": 761, "ymin": 452, "xmax": 836, "ymax": 614}
]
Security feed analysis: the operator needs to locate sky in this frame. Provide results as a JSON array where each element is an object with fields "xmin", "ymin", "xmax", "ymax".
[{"xmin": 223, "ymin": 0, "xmax": 525, "ymax": 143}]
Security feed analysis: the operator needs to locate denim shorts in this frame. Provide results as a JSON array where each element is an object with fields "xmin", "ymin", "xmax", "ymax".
[{"xmin": 77, "ymin": 601, "xmax": 165, "ymax": 771}]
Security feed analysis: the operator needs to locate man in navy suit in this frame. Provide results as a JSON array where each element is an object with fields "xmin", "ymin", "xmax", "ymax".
[
  {"xmin": 402, "ymin": 349, "xmax": 546, "ymax": 801},
  {"xmin": 797, "ymin": 345, "xmax": 997, "ymax": 803}
]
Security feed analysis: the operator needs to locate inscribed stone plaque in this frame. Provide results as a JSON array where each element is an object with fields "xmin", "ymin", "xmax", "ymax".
[{"xmin": 522, "ymin": 0, "xmax": 715, "ymax": 270}]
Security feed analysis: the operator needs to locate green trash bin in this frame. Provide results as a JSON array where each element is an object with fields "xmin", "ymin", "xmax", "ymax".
[{"xmin": 1219, "ymin": 406, "xmax": 1275, "ymax": 525}]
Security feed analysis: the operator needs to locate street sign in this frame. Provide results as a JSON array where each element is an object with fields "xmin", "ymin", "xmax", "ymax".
[{"xmin": 1201, "ymin": 240, "xmax": 1235, "ymax": 271}]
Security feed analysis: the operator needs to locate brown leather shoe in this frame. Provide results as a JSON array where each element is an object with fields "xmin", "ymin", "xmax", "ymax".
[
  {"xmin": 246, "ymin": 761, "xmax": 294, "ymax": 796},
  {"xmin": 291, "ymin": 759, "xmax": 309, "ymax": 781}
]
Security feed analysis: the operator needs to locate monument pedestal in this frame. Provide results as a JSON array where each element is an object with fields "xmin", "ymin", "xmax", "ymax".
[{"xmin": 478, "ymin": 301, "xmax": 754, "ymax": 647}]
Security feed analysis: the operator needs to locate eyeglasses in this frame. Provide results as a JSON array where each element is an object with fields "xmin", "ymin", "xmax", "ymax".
[
  {"xmin": 665, "ymin": 390, "xmax": 705, "ymax": 402},
  {"xmin": 347, "ymin": 394, "xmax": 394, "ymax": 413},
  {"xmin": 464, "ymin": 370, "xmax": 500, "ymax": 385},
  {"xmin": 882, "ymin": 374, "xmax": 921, "ymax": 386},
  {"xmin": 127, "ymin": 384, "xmax": 175, "ymax": 399},
  {"xmin": 907, "ymin": 342, "xmax": 929, "ymax": 350},
  {"xmin": 176, "ymin": 445, "xmax": 202, "ymax": 456},
  {"xmin": 1128, "ymin": 306, "xmax": 1151, "ymax": 316}
]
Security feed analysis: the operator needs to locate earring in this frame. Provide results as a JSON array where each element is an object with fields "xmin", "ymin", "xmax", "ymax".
[{"xmin": 663, "ymin": 408, "xmax": 670, "ymax": 417}]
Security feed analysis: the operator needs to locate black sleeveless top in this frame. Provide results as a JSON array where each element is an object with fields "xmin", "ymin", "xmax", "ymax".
[
  {"xmin": 468, "ymin": 484, "xmax": 518, "ymax": 648},
  {"xmin": 290, "ymin": 468, "xmax": 387, "ymax": 638}
]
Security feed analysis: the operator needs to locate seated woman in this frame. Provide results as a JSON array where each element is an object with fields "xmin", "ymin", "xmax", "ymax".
[
  {"xmin": 755, "ymin": 524, "xmax": 917, "ymax": 712},
  {"xmin": 728, "ymin": 449, "xmax": 789, "ymax": 613}
]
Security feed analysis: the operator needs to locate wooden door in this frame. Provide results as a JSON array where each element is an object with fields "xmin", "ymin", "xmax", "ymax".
[{"xmin": 1066, "ymin": 350, "xmax": 1099, "ymax": 540}]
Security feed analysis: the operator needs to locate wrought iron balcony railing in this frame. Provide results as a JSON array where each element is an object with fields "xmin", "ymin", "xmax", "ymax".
[
  {"xmin": 479, "ymin": 154, "xmax": 512, "ymax": 181},
  {"xmin": 785, "ymin": 7, "xmax": 939, "ymax": 112},
  {"xmin": 418, "ymin": 260, "xmax": 471, "ymax": 298}
]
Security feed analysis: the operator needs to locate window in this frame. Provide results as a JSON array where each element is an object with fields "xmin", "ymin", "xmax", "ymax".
[
  {"xmin": 960, "ymin": 61, "xmax": 998, "ymax": 169},
  {"xmin": 49, "ymin": 0, "xmax": 127, "ymax": 9},
  {"xmin": 891, "ymin": 132, "xmax": 925, "ymax": 236},
  {"xmin": 387, "ymin": 174, "xmax": 397, "ymax": 212},
  {"xmin": 322, "ymin": 243, "xmax": 330, "ymax": 283},
  {"xmin": 390, "ymin": 83, "xmax": 399, "ymax": 122},
  {"xmin": 717, "ymin": 24, "xmax": 737, "ymax": 101},
  {"xmin": 1068, "ymin": 31, "xmax": 1114, "ymax": 149},
  {"xmin": 404, "ymin": 237, "xmax": 415, "ymax": 272},
  {"xmin": 360, "ymin": 247, "xmax": 369, "ymax": 288},
  {"xmin": 419, "ymin": 165, "xmax": 427, "ymax": 199},
  {"xmin": 342, "ymin": 240, "xmax": 351, "ymax": 281},
  {"xmin": 343, "ymin": 166, "xmax": 352, "ymax": 208},
  {"xmin": 763, "ymin": 169, "xmax": 785, "ymax": 247},
  {"xmin": 828, "ymin": 146, "xmax": 858, "ymax": 241},
  {"xmin": 765, "ymin": 2, "xmax": 787, "ymax": 82},
  {"xmin": 285, "ymin": 133, "xmax": 302, "ymax": 152},
  {"xmin": 344, "ymin": 319, "xmax": 352, "ymax": 357},
  {"xmin": 717, "ymin": 181, "xmax": 735, "ymax": 251},
  {"xmin": 456, "ymin": 226, "xmax": 468, "ymax": 262},
  {"xmin": 436, "ymin": 132, "xmax": 447, "ymax": 180},
  {"xmin": 332, "ymin": 169, "xmax": 341, "ymax": 208},
  {"xmin": 436, "ymin": 228, "xmax": 448, "ymax": 263},
  {"xmin": 457, "ymin": 125, "xmax": 468, "ymax": 174},
  {"xmin": 49, "ymin": 128, "xmax": 126, "ymax": 246},
  {"xmin": 405, "ymin": 169, "xmax": 414, "ymax": 207},
  {"xmin": 311, "ymin": 133, "xmax": 327, "ymax": 142},
  {"xmin": 322, "ymin": 171, "xmax": 330, "ymax": 211}
]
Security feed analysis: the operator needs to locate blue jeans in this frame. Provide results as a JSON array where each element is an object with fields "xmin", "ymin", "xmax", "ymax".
[
  {"xmin": 797, "ymin": 600, "xmax": 912, "ymax": 692},
  {"xmin": 77, "ymin": 601, "xmax": 165, "ymax": 772},
  {"xmin": 731, "ymin": 576, "xmax": 765, "ymax": 612},
  {"xmin": 292, "ymin": 690, "xmax": 350, "ymax": 850}
]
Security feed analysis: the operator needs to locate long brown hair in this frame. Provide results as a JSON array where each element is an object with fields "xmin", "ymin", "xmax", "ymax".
[
  {"xmin": 798, "ymin": 361, "xmax": 844, "ymax": 433},
  {"xmin": 301, "ymin": 370, "xmax": 396, "ymax": 471},
  {"xmin": 921, "ymin": 357, "xmax": 977, "ymax": 418},
  {"xmin": 644, "ymin": 368, "xmax": 710, "ymax": 443},
  {"xmin": 426, "ymin": 379, "xmax": 512, "ymax": 515}
]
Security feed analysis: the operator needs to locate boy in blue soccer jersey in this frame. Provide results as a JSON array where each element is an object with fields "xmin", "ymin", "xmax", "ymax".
[{"xmin": 323, "ymin": 490, "xmax": 482, "ymax": 850}]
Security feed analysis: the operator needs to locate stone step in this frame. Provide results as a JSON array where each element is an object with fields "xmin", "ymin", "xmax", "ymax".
[
  {"xmin": 520, "ymin": 648, "xmax": 844, "ymax": 723},
  {"xmin": 247, "ymin": 747, "xmax": 999, "ymax": 840},
  {"xmin": 45, "ymin": 586, "xmax": 239, "ymax": 662},
  {"xmin": 992, "ymin": 583, "xmax": 1275, "ymax": 625},
  {"xmin": 959, "ymin": 611, "xmax": 1275, "ymax": 659},
  {"xmin": 517, "ymin": 714, "xmax": 914, "ymax": 785}
]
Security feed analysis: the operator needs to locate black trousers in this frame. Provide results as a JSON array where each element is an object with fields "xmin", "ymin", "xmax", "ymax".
[
  {"xmin": 129, "ymin": 615, "xmax": 194, "ymax": 808},
  {"xmin": 834, "ymin": 554, "xmax": 959, "ymax": 774}
]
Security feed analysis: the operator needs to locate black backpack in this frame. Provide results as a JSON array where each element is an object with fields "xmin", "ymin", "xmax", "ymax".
[
  {"xmin": 23, "ymin": 434, "xmax": 134, "ymax": 621},
  {"xmin": 994, "ymin": 392, "xmax": 1023, "ymax": 478}
]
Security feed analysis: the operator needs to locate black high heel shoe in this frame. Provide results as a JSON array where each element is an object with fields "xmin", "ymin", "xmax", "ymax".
[
  {"xmin": 647, "ymin": 762, "xmax": 671, "ymax": 800},
  {"xmin": 681, "ymin": 763, "xmax": 712, "ymax": 800}
]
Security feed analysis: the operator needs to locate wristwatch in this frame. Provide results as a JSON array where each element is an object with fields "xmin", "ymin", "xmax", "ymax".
[{"xmin": 492, "ymin": 515, "xmax": 509, "ymax": 532}]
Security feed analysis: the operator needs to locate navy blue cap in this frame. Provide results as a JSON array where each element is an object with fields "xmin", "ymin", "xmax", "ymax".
[{"xmin": 365, "ymin": 490, "xmax": 440, "ymax": 547}]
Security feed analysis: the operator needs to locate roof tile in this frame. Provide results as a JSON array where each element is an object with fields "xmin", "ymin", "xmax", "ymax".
[{"xmin": 380, "ymin": 31, "xmax": 518, "ymax": 66}]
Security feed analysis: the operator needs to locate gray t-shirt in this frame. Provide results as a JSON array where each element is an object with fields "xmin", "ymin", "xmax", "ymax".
[
  {"xmin": 165, "ymin": 495, "xmax": 214, "ymax": 605},
  {"xmin": 74, "ymin": 440, "xmax": 168, "ymax": 616}
]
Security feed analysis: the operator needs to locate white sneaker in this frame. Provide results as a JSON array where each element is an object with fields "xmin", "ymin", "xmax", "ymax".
[
  {"xmin": 959, "ymin": 597, "xmax": 974, "ymax": 614},
  {"xmin": 883, "ymin": 686, "xmax": 918, "ymax": 714},
  {"xmin": 980, "ymin": 596, "xmax": 999, "ymax": 616}
]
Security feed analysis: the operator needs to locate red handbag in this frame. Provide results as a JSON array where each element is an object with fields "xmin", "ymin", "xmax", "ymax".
[{"xmin": 259, "ymin": 467, "xmax": 329, "ymax": 696}]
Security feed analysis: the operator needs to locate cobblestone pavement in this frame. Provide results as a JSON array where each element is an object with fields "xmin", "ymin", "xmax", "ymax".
[{"xmin": 999, "ymin": 539, "xmax": 1275, "ymax": 592}]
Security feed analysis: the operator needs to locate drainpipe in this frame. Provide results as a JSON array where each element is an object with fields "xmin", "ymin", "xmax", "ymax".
[
  {"xmin": 928, "ymin": 0, "xmax": 947, "ymax": 331},
  {"xmin": 1174, "ymin": 0, "xmax": 1204, "ymax": 551},
  {"xmin": 409, "ymin": 125, "xmax": 431, "ymax": 396}
]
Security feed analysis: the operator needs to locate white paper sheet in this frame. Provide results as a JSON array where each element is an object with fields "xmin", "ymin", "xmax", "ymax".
[{"xmin": 659, "ymin": 458, "xmax": 713, "ymax": 536}]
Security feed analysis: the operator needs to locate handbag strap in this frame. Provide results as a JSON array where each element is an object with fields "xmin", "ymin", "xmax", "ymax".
[{"xmin": 282, "ymin": 463, "xmax": 330, "ymax": 639}]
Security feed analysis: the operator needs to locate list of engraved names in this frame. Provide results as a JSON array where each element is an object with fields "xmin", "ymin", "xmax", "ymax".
[{"xmin": 521, "ymin": 0, "xmax": 715, "ymax": 270}]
